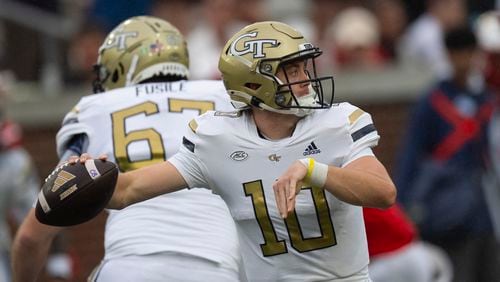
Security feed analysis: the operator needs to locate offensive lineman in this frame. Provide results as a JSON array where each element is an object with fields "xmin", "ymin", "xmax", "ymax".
[
  {"xmin": 12, "ymin": 16, "xmax": 243, "ymax": 282},
  {"xmin": 76, "ymin": 21, "xmax": 396, "ymax": 281}
]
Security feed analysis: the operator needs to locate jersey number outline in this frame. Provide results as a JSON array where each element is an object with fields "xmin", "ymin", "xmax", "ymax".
[
  {"xmin": 244, "ymin": 180, "xmax": 337, "ymax": 256},
  {"xmin": 111, "ymin": 98, "xmax": 215, "ymax": 171}
]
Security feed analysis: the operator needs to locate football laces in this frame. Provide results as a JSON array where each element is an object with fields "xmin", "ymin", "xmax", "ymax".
[{"xmin": 44, "ymin": 161, "xmax": 70, "ymax": 183}]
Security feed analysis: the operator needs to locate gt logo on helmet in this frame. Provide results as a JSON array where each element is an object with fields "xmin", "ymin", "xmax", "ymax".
[
  {"xmin": 229, "ymin": 32, "xmax": 278, "ymax": 58},
  {"xmin": 102, "ymin": 31, "xmax": 138, "ymax": 51}
]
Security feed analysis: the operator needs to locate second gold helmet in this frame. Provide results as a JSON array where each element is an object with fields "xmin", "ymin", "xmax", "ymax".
[{"xmin": 93, "ymin": 16, "xmax": 189, "ymax": 93}]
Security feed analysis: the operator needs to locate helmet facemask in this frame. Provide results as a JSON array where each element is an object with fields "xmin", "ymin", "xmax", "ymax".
[
  {"xmin": 92, "ymin": 63, "xmax": 108, "ymax": 93},
  {"xmin": 260, "ymin": 49, "xmax": 334, "ymax": 117}
]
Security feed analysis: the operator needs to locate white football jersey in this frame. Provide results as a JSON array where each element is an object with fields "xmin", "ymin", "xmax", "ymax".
[
  {"xmin": 170, "ymin": 103, "xmax": 379, "ymax": 281},
  {"xmin": 56, "ymin": 81, "xmax": 241, "ymax": 271}
]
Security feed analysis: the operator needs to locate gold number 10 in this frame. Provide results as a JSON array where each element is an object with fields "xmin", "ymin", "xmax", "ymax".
[{"xmin": 243, "ymin": 180, "xmax": 337, "ymax": 256}]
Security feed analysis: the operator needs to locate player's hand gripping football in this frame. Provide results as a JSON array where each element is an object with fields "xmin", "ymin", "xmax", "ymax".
[
  {"xmin": 68, "ymin": 153, "xmax": 108, "ymax": 164},
  {"xmin": 35, "ymin": 152, "xmax": 118, "ymax": 226},
  {"xmin": 273, "ymin": 160, "xmax": 308, "ymax": 219}
]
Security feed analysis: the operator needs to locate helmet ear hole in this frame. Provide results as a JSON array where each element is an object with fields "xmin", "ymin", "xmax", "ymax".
[
  {"xmin": 111, "ymin": 70, "xmax": 119, "ymax": 83},
  {"xmin": 245, "ymin": 83, "xmax": 261, "ymax": 90}
]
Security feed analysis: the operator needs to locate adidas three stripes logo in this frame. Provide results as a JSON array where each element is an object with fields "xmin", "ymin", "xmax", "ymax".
[{"xmin": 303, "ymin": 142, "xmax": 321, "ymax": 156}]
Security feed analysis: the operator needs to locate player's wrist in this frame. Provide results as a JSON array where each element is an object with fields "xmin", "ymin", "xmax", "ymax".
[{"xmin": 298, "ymin": 158, "xmax": 328, "ymax": 188}]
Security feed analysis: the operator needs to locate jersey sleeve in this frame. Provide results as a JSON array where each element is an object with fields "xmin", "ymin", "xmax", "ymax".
[
  {"xmin": 55, "ymin": 103, "xmax": 93, "ymax": 158},
  {"xmin": 342, "ymin": 104, "xmax": 380, "ymax": 166},
  {"xmin": 168, "ymin": 114, "xmax": 212, "ymax": 189}
]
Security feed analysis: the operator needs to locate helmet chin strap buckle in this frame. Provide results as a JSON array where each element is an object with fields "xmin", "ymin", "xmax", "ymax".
[{"xmin": 275, "ymin": 93, "xmax": 286, "ymax": 105}]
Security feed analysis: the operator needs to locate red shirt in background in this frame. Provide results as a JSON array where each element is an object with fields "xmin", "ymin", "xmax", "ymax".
[{"xmin": 363, "ymin": 204, "xmax": 417, "ymax": 257}]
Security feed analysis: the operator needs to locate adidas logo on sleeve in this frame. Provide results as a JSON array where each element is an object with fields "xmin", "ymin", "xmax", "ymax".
[{"xmin": 303, "ymin": 141, "xmax": 321, "ymax": 156}]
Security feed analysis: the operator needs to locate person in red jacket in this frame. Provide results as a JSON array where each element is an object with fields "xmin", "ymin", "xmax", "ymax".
[{"xmin": 364, "ymin": 204, "xmax": 453, "ymax": 282}]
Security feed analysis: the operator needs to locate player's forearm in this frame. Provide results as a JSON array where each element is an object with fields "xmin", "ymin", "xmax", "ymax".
[
  {"xmin": 108, "ymin": 161, "xmax": 187, "ymax": 209},
  {"xmin": 12, "ymin": 240, "xmax": 51, "ymax": 282},
  {"xmin": 107, "ymin": 168, "xmax": 160, "ymax": 209},
  {"xmin": 107, "ymin": 172, "xmax": 132, "ymax": 209},
  {"xmin": 324, "ymin": 165, "xmax": 396, "ymax": 208},
  {"xmin": 12, "ymin": 210, "xmax": 61, "ymax": 282}
]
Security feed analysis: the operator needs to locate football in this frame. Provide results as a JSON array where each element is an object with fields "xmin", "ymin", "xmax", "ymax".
[{"xmin": 35, "ymin": 159, "xmax": 119, "ymax": 226}]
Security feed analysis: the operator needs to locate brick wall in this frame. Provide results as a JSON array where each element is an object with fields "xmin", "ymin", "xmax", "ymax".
[
  {"xmin": 362, "ymin": 102, "xmax": 412, "ymax": 173},
  {"xmin": 21, "ymin": 101, "xmax": 411, "ymax": 282}
]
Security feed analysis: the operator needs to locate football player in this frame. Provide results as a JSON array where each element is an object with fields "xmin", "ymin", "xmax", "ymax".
[
  {"xmin": 76, "ymin": 21, "xmax": 396, "ymax": 281},
  {"xmin": 11, "ymin": 16, "xmax": 243, "ymax": 281}
]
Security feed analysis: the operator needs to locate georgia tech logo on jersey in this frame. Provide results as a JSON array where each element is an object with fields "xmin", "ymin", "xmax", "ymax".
[
  {"xmin": 268, "ymin": 154, "xmax": 281, "ymax": 162},
  {"xmin": 230, "ymin": 151, "xmax": 248, "ymax": 161},
  {"xmin": 229, "ymin": 32, "xmax": 278, "ymax": 58},
  {"xmin": 51, "ymin": 170, "xmax": 76, "ymax": 193}
]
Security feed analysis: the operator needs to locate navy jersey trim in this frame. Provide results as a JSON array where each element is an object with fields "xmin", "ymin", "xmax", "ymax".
[
  {"xmin": 182, "ymin": 137, "xmax": 195, "ymax": 152},
  {"xmin": 351, "ymin": 124, "xmax": 376, "ymax": 142},
  {"xmin": 66, "ymin": 133, "xmax": 87, "ymax": 155}
]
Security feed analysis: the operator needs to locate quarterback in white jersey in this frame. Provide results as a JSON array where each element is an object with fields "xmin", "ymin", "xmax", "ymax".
[
  {"xmin": 170, "ymin": 102, "xmax": 378, "ymax": 281},
  {"xmin": 73, "ymin": 21, "xmax": 396, "ymax": 282}
]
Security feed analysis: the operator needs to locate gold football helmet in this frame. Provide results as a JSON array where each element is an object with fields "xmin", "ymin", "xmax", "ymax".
[
  {"xmin": 93, "ymin": 16, "xmax": 189, "ymax": 93},
  {"xmin": 218, "ymin": 21, "xmax": 334, "ymax": 116}
]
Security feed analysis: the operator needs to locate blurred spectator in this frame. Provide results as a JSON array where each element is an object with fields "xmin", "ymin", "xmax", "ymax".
[
  {"xmin": 372, "ymin": 0, "xmax": 409, "ymax": 62},
  {"xmin": 308, "ymin": 0, "xmax": 342, "ymax": 45},
  {"xmin": 293, "ymin": 0, "xmax": 340, "ymax": 75},
  {"xmin": 475, "ymin": 10, "xmax": 500, "ymax": 94},
  {"xmin": 65, "ymin": 22, "xmax": 106, "ymax": 86},
  {"xmin": 266, "ymin": 0, "xmax": 313, "ymax": 38},
  {"xmin": 476, "ymin": 10, "xmax": 500, "ymax": 242},
  {"xmin": 0, "ymin": 71, "xmax": 36, "ymax": 281},
  {"xmin": 0, "ymin": 71, "xmax": 72, "ymax": 281},
  {"xmin": 326, "ymin": 7, "xmax": 386, "ymax": 71},
  {"xmin": 187, "ymin": 0, "xmax": 266, "ymax": 79},
  {"xmin": 400, "ymin": 0, "xmax": 467, "ymax": 80},
  {"xmin": 395, "ymin": 25, "xmax": 500, "ymax": 282},
  {"xmin": 365, "ymin": 204, "xmax": 453, "ymax": 282},
  {"xmin": 150, "ymin": 0, "xmax": 199, "ymax": 35},
  {"xmin": 235, "ymin": 0, "xmax": 267, "ymax": 24},
  {"xmin": 187, "ymin": 0, "xmax": 236, "ymax": 80}
]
